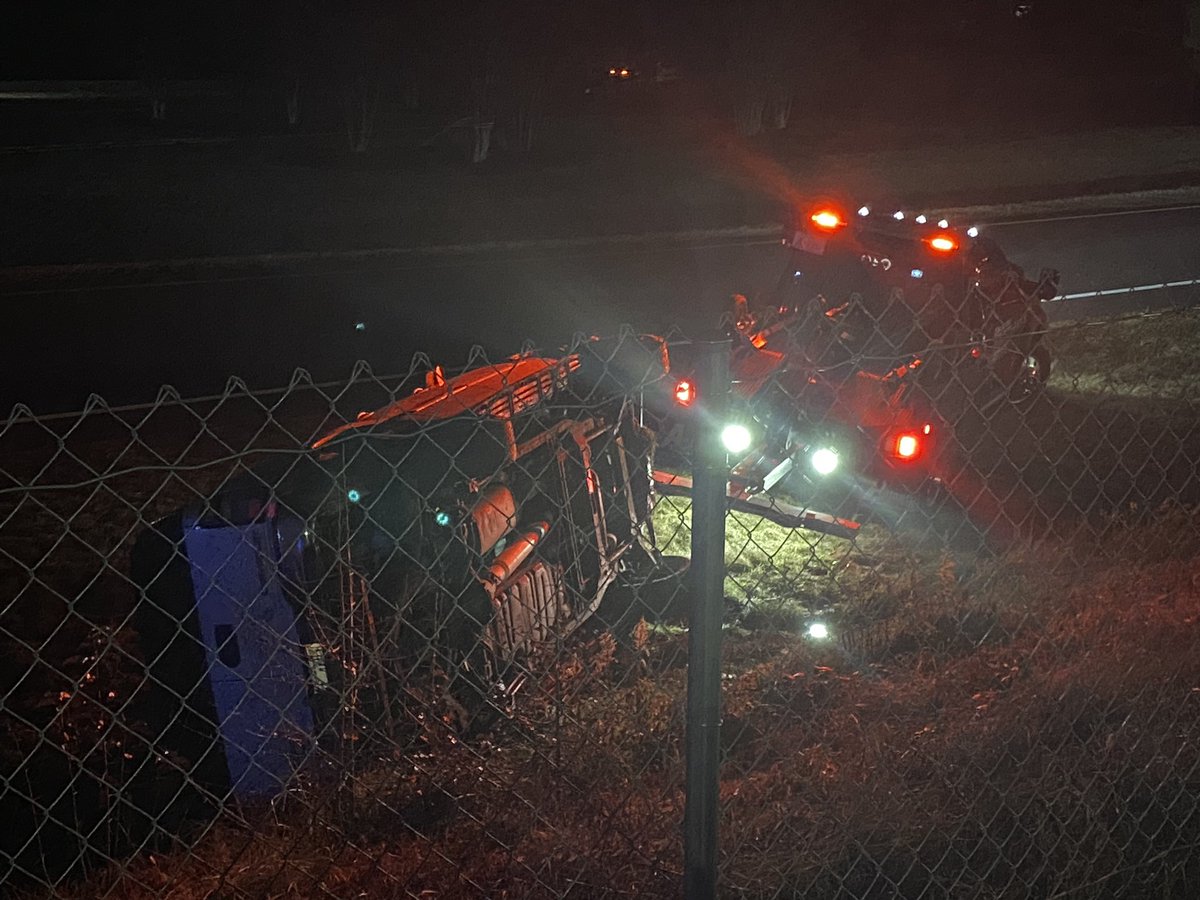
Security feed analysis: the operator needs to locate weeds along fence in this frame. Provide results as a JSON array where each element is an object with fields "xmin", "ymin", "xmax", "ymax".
[{"xmin": 5, "ymin": 303, "xmax": 1200, "ymax": 898}]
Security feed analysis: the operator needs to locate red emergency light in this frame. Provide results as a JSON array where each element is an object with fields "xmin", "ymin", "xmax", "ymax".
[
  {"xmin": 890, "ymin": 425, "xmax": 932, "ymax": 461},
  {"xmin": 674, "ymin": 380, "xmax": 695, "ymax": 406}
]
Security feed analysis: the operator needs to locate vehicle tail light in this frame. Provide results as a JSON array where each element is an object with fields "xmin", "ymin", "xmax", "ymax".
[
  {"xmin": 674, "ymin": 380, "xmax": 695, "ymax": 406},
  {"xmin": 896, "ymin": 434, "xmax": 919, "ymax": 458},
  {"xmin": 927, "ymin": 234, "xmax": 958, "ymax": 253},
  {"xmin": 890, "ymin": 429, "xmax": 928, "ymax": 460},
  {"xmin": 809, "ymin": 209, "xmax": 846, "ymax": 232}
]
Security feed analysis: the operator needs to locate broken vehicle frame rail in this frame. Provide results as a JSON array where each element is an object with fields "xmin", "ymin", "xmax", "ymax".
[{"xmin": 652, "ymin": 469, "xmax": 860, "ymax": 540}]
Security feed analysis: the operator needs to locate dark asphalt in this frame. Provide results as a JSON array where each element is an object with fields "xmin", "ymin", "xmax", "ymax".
[
  {"xmin": 987, "ymin": 206, "xmax": 1200, "ymax": 290},
  {"xmin": 3, "ymin": 205, "xmax": 1199, "ymax": 414}
]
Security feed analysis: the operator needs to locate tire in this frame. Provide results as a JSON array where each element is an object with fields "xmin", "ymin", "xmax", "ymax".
[{"xmin": 1008, "ymin": 343, "xmax": 1051, "ymax": 404}]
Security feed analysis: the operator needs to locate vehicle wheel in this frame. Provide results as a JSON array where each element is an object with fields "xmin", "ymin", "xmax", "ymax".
[{"xmin": 1008, "ymin": 345, "xmax": 1051, "ymax": 404}]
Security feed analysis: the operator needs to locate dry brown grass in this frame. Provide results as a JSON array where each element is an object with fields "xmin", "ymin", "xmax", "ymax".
[
  {"xmin": 18, "ymin": 503, "xmax": 1200, "ymax": 900},
  {"xmin": 1049, "ymin": 309, "xmax": 1200, "ymax": 400}
]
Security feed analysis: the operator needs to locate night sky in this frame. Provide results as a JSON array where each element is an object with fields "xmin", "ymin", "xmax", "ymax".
[{"xmin": 4, "ymin": 1, "xmax": 1191, "ymax": 82}]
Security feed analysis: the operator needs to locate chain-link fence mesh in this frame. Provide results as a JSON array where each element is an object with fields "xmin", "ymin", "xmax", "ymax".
[
  {"xmin": 702, "ymin": 260, "xmax": 1200, "ymax": 899},
  {"xmin": 1, "ymin": 334, "xmax": 698, "ymax": 898},
  {"xmin": 5, "ymin": 269, "xmax": 1200, "ymax": 897}
]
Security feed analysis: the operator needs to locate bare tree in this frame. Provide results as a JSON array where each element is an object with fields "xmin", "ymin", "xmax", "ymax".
[
  {"xmin": 267, "ymin": 0, "xmax": 319, "ymax": 129},
  {"xmin": 342, "ymin": 74, "xmax": 380, "ymax": 154},
  {"xmin": 726, "ymin": 1, "xmax": 801, "ymax": 136},
  {"xmin": 1188, "ymin": 0, "xmax": 1200, "ymax": 122},
  {"xmin": 771, "ymin": 84, "xmax": 794, "ymax": 130},
  {"xmin": 136, "ymin": 6, "xmax": 175, "ymax": 123},
  {"xmin": 401, "ymin": 69, "xmax": 419, "ymax": 111},
  {"xmin": 284, "ymin": 75, "xmax": 301, "ymax": 126},
  {"xmin": 147, "ymin": 78, "xmax": 168, "ymax": 122},
  {"xmin": 324, "ymin": 2, "xmax": 404, "ymax": 155},
  {"xmin": 470, "ymin": 75, "xmax": 495, "ymax": 164},
  {"xmin": 734, "ymin": 92, "xmax": 767, "ymax": 137},
  {"xmin": 514, "ymin": 91, "xmax": 542, "ymax": 152},
  {"xmin": 511, "ymin": 70, "xmax": 546, "ymax": 154},
  {"xmin": 454, "ymin": 5, "xmax": 560, "ymax": 161}
]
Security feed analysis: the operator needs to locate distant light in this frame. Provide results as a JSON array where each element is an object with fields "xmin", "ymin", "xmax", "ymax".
[
  {"xmin": 915, "ymin": 214, "xmax": 927, "ymax": 224},
  {"xmin": 811, "ymin": 447, "xmax": 839, "ymax": 475},
  {"xmin": 895, "ymin": 434, "xmax": 920, "ymax": 459},
  {"xmin": 938, "ymin": 218, "xmax": 950, "ymax": 229},
  {"xmin": 434, "ymin": 510, "xmax": 452, "ymax": 527},
  {"xmin": 793, "ymin": 270, "xmax": 803, "ymax": 279},
  {"xmin": 892, "ymin": 210, "xmax": 905, "ymax": 220},
  {"xmin": 807, "ymin": 622, "xmax": 829, "ymax": 640},
  {"xmin": 967, "ymin": 226, "xmax": 980, "ymax": 238},
  {"xmin": 911, "ymin": 268, "xmax": 924, "ymax": 279},
  {"xmin": 928, "ymin": 234, "xmax": 958, "ymax": 253},
  {"xmin": 857, "ymin": 205, "xmax": 871, "ymax": 217},
  {"xmin": 354, "ymin": 321, "xmax": 366, "ymax": 332},
  {"xmin": 721, "ymin": 423, "xmax": 753, "ymax": 455},
  {"xmin": 347, "ymin": 489, "xmax": 361, "ymax": 503}
]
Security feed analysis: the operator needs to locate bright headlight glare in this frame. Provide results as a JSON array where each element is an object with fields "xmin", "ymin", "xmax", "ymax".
[
  {"xmin": 721, "ymin": 423, "xmax": 753, "ymax": 454},
  {"xmin": 811, "ymin": 447, "xmax": 839, "ymax": 475}
]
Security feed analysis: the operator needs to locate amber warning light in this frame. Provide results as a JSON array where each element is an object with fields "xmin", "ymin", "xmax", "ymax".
[
  {"xmin": 674, "ymin": 380, "xmax": 695, "ymax": 406},
  {"xmin": 927, "ymin": 234, "xmax": 958, "ymax": 253},
  {"xmin": 809, "ymin": 209, "xmax": 846, "ymax": 232}
]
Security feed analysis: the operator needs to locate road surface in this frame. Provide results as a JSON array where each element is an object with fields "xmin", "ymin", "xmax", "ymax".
[{"xmin": 2, "ymin": 204, "xmax": 1198, "ymax": 413}]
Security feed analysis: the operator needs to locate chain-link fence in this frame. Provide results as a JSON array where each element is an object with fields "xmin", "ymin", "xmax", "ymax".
[
  {"xmin": 5, "ymin": 279, "xmax": 1200, "ymax": 898},
  {"xmin": 702, "ymin": 290, "xmax": 1200, "ymax": 900}
]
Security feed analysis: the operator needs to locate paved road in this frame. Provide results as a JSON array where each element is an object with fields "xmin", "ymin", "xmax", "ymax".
[
  {"xmin": 3, "ymin": 204, "xmax": 1199, "ymax": 414},
  {"xmin": 985, "ymin": 205, "xmax": 1200, "ymax": 319}
]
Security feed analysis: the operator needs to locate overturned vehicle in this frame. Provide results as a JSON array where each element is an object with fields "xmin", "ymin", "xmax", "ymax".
[{"xmin": 131, "ymin": 343, "xmax": 683, "ymax": 807}]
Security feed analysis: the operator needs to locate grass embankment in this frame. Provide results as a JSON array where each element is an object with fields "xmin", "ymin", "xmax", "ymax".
[
  {"xmin": 39, "ymin": 503, "xmax": 1200, "ymax": 899},
  {"xmin": 1050, "ymin": 308, "xmax": 1200, "ymax": 399}
]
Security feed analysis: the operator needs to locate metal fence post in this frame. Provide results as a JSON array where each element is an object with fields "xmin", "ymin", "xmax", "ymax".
[{"xmin": 684, "ymin": 337, "xmax": 731, "ymax": 900}]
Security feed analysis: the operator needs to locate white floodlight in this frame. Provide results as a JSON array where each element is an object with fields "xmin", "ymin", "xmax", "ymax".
[
  {"xmin": 721, "ymin": 423, "xmax": 753, "ymax": 455},
  {"xmin": 811, "ymin": 447, "xmax": 839, "ymax": 475}
]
